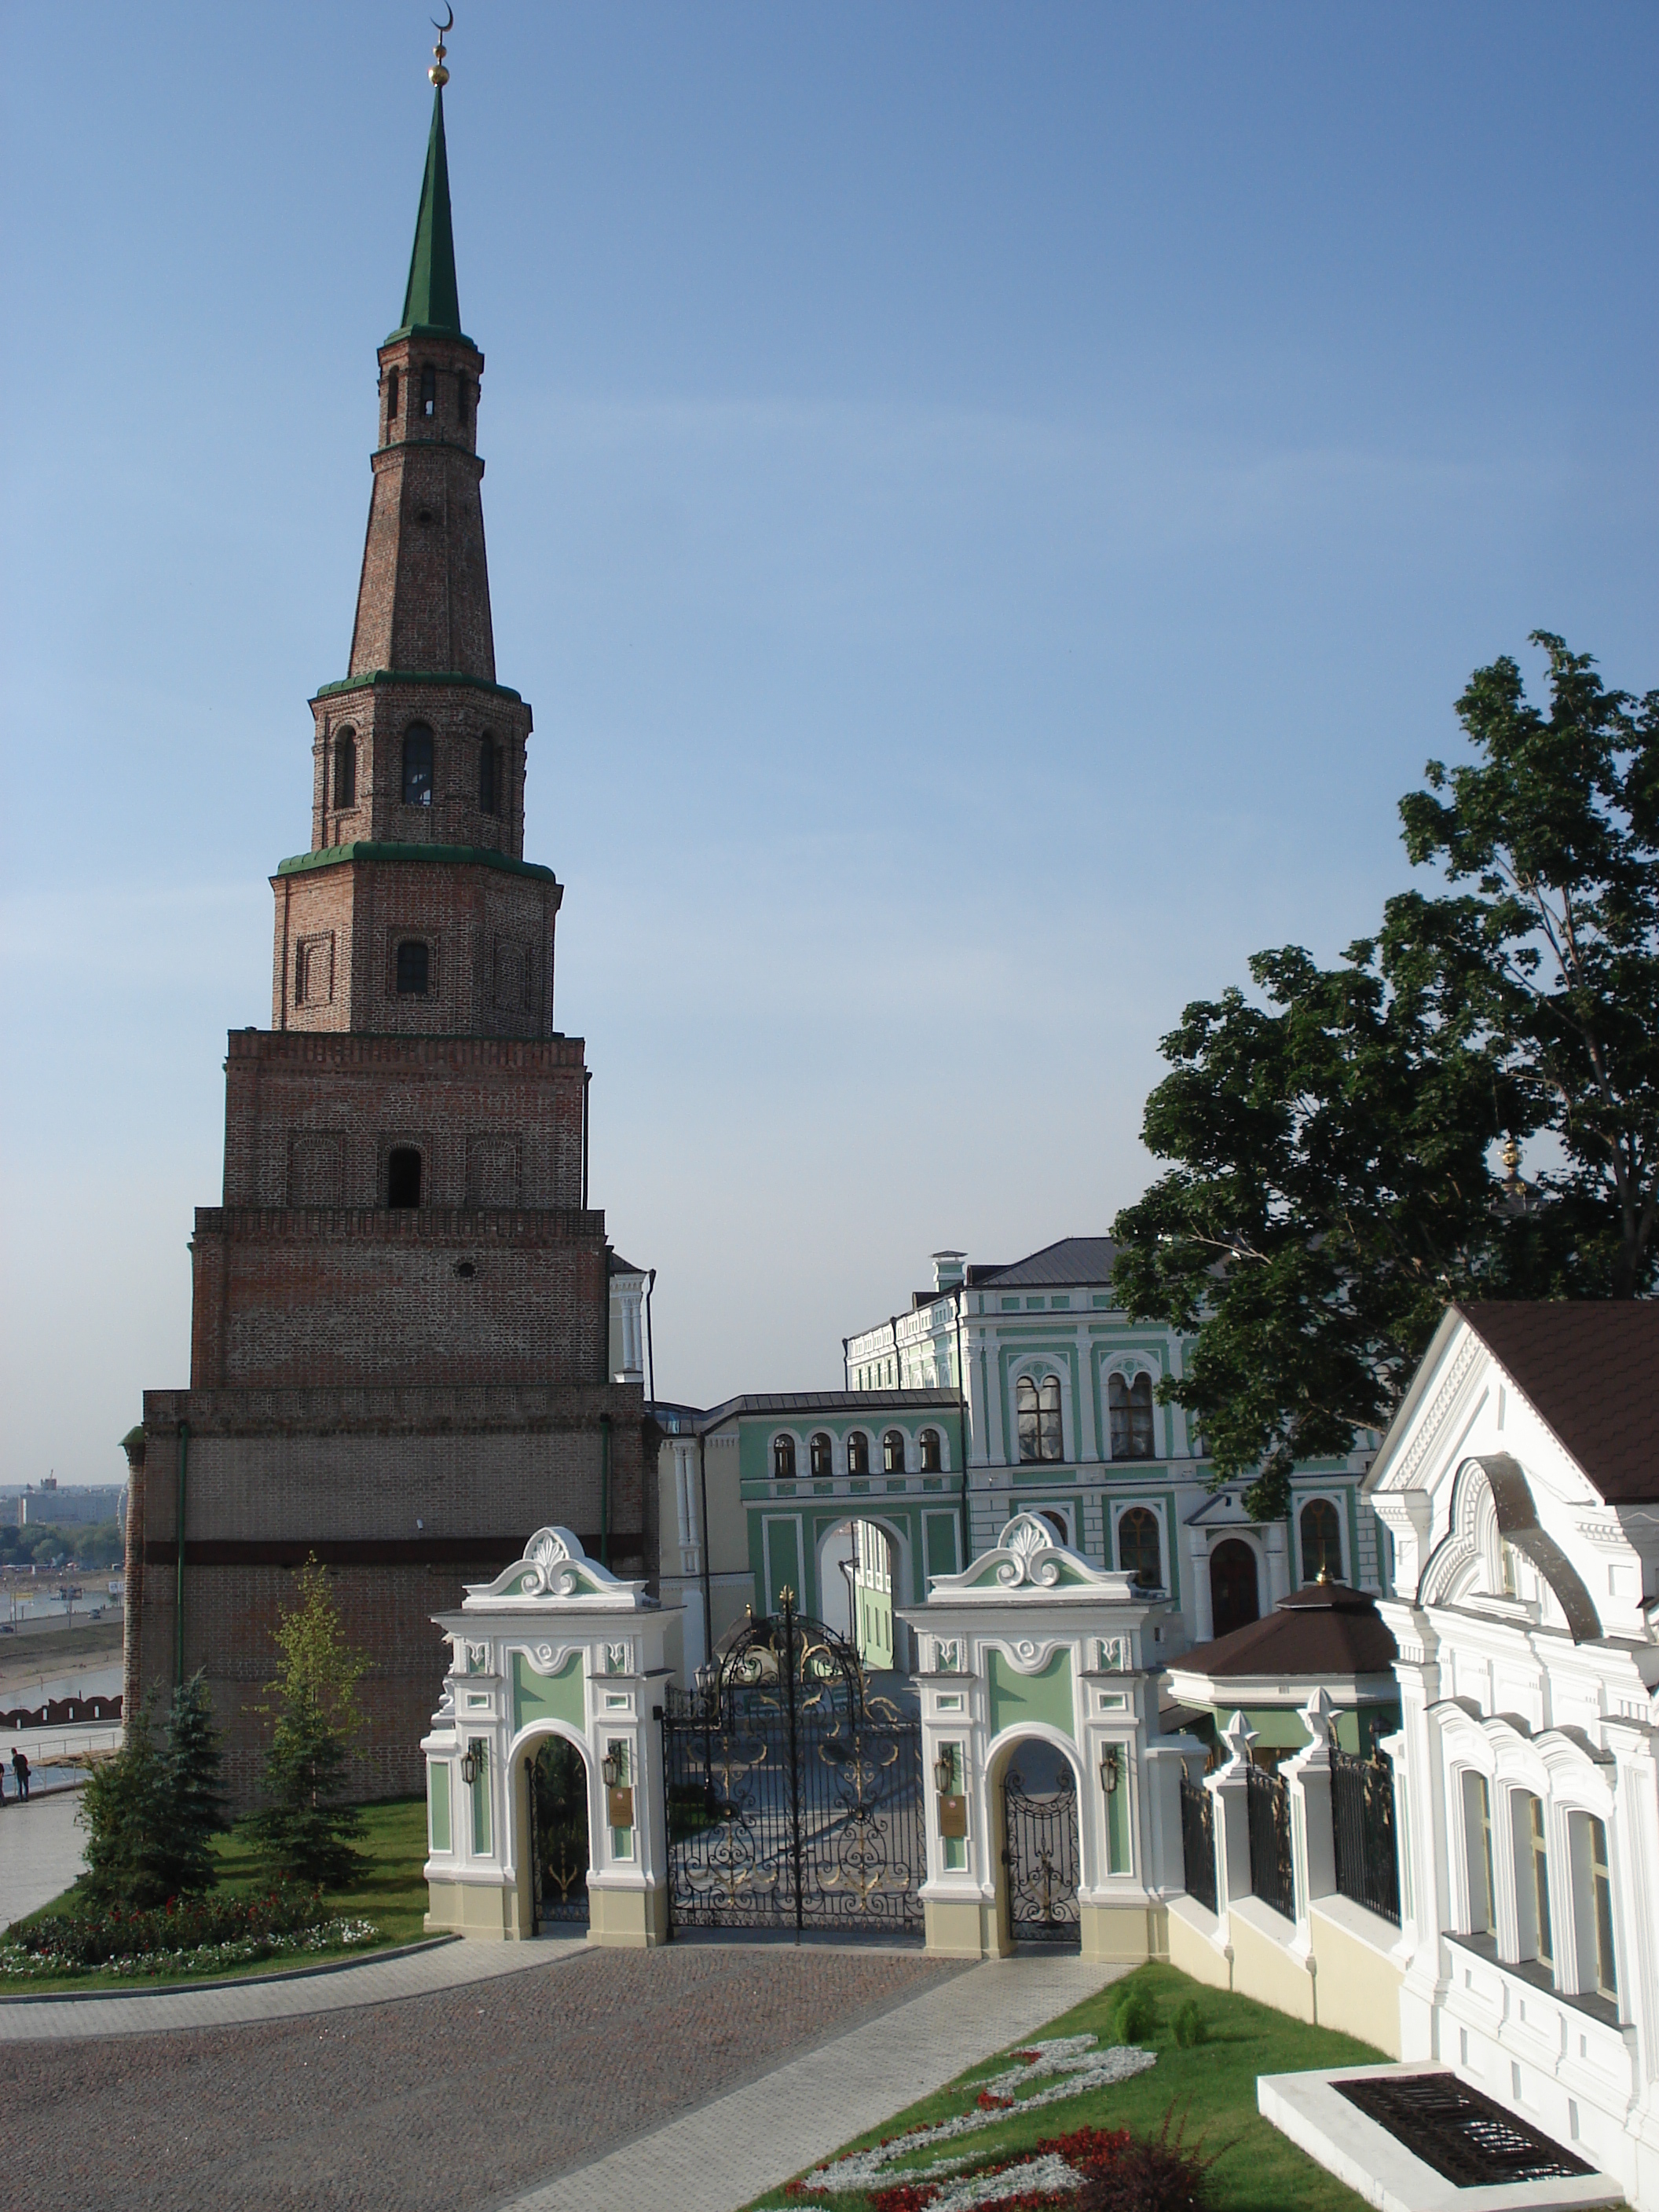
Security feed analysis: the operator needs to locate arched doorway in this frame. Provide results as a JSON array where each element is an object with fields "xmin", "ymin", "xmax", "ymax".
[
  {"xmin": 998, "ymin": 1737, "xmax": 1080, "ymax": 1947},
  {"xmin": 527, "ymin": 1735, "xmax": 589, "ymax": 1931},
  {"xmin": 817, "ymin": 1518, "xmax": 898, "ymax": 1672},
  {"xmin": 1210, "ymin": 1537, "xmax": 1261, "ymax": 1639}
]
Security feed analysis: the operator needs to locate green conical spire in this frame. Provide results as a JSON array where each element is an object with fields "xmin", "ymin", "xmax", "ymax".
[{"xmin": 392, "ymin": 86, "xmax": 466, "ymax": 341}]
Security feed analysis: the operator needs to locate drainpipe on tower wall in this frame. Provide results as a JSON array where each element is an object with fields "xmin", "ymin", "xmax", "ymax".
[
  {"xmin": 599, "ymin": 1415, "xmax": 612, "ymax": 1570},
  {"xmin": 645, "ymin": 1269, "xmax": 657, "ymax": 1404},
  {"xmin": 581, "ymin": 1069, "xmax": 591, "ymax": 1210},
  {"xmin": 174, "ymin": 1421, "xmax": 191, "ymax": 1689}
]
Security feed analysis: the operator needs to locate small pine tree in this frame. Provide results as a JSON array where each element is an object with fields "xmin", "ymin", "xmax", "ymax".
[
  {"xmin": 78, "ymin": 1695, "xmax": 178, "ymax": 1910},
  {"xmin": 166, "ymin": 1668, "xmax": 229, "ymax": 1893},
  {"xmin": 249, "ymin": 1557, "xmax": 371, "ymax": 1889}
]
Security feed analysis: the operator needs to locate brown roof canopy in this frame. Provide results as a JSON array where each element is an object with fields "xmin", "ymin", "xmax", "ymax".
[
  {"xmin": 1456, "ymin": 1302, "xmax": 1659, "ymax": 1506},
  {"xmin": 1177, "ymin": 1580, "xmax": 1398, "ymax": 1683}
]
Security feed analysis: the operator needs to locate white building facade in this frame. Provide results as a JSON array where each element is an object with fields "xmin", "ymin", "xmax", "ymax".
[{"xmin": 1367, "ymin": 1300, "xmax": 1659, "ymax": 2207}]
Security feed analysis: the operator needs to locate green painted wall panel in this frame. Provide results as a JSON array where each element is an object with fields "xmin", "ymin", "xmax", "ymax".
[
  {"xmin": 428, "ymin": 1760, "xmax": 451, "ymax": 1853},
  {"xmin": 987, "ymin": 1647, "xmax": 1075, "ymax": 1742},
  {"xmin": 512, "ymin": 1650, "xmax": 584, "ymax": 1735}
]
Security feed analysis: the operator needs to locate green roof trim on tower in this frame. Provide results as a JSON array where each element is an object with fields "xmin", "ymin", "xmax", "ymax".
[
  {"xmin": 386, "ymin": 87, "xmax": 471, "ymax": 346},
  {"xmin": 275, "ymin": 842, "xmax": 558, "ymax": 886}
]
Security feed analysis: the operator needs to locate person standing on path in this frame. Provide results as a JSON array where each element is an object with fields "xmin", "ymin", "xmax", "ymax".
[{"xmin": 10, "ymin": 1749, "xmax": 29, "ymax": 1801}]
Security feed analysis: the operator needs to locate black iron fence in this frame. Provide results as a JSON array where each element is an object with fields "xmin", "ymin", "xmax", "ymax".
[
  {"xmin": 1246, "ymin": 1763, "xmax": 1295, "ymax": 1920},
  {"xmin": 1179, "ymin": 1771, "xmax": 1218, "ymax": 1914},
  {"xmin": 1331, "ymin": 1748, "xmax": 1401, "ymax": 1925}
]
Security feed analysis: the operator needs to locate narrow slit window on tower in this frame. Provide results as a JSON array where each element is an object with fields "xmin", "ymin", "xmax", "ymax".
[
  {"xmin": 478, "ymin": 737, "xmax": 497, "ymax": 815},
  {"xmin": 456, "ymin": 372, "xmax": 470, "ymax": 425},
  {"xmin": 401, "ymin": 723, "xmax": 434, "ymax": 806},
  {"xmin": 387, "ymin": 1148, "xmax": 423, "ymax": 1209},
  {"xmin": 386, "ymin": 369, "xmax": 400, "ymax": 430},
  {"xmin": 333, "ymin": 731, "xmax": 357, "ymax": 811},
  {"xmin": 396, "ymin": 939, "xmax": 430, "ymax": 995},
  {"xmin": 420, "ymin": 363, "xmax": 437, "ymax": 417}
]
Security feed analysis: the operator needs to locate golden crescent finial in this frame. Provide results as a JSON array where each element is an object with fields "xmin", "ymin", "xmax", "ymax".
[{"xmin": 429, "ymin": 5, "xmax": 454, "ymax": 86}]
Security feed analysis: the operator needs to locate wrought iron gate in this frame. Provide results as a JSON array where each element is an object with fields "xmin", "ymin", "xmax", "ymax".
[
  {"xmin": 661, "ymin": 1592, "xmax": 925, "ymax": 1937},
  {"xmin": 1246, "ymin": 1761, "xmax": 1295, "ymax": 1921},
  {"xmin": 528, "ymin": 1736, "xmax": 590, "ymax": 1930},
  {"xmin": 1180, "ymin": 1770, "xmax": 1218, "ymax": 1914},
  {"xmin": 1002, "ymin": 1760, "xmax": 1080, "ymax": 1944}
]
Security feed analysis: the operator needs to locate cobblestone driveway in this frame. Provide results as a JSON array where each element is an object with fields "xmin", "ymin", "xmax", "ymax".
[{"xmin": 4, "ymin": 1943, "xmax": 963, "ymax": 2212}]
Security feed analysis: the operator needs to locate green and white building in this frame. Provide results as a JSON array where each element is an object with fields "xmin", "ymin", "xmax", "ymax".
[{"xmin": 844, "ymin": 1239, "xmax": 1382, "ymax": 1657}]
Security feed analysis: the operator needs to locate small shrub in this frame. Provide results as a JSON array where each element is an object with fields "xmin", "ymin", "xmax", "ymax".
[
  {"xmin": 1072, "ymin": 2106, "xmax": 1229, "ymax": 2212},
  {"xmin": 1109, "ymin": 1983, "xmax": 1159, "ymax": 2045},
  {"xmin": 1170, "ymin": 1997, "xmax": 1208, "ymax": 2049}
]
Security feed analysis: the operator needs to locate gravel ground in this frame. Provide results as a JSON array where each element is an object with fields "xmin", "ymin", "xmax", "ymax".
[{"xmin": 2, "ymin": 1940, "xmax": 963, "ymax": 2212}]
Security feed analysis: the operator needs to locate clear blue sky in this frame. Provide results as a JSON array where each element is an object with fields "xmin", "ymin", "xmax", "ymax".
[{"xmin": 2, "ymin": 3, "xmax": 1654, "ymax": 1481}]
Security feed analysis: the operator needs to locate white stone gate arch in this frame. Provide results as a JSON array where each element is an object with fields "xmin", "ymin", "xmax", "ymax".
[
  {"xmin": 422, "ymin": 1527, "xmax": 679, "ymax": 1946},
  {"xmin": 900, "ymin": 1511, "xmax": 1203, "ymax": 1962}
]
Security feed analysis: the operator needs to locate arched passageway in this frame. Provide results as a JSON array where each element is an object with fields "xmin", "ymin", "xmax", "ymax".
[
  {"xmin": 998, "ymin": 1736, "xmax": 1081, "ymax": 1949},
  {"xmin": 817, "ymin": 1518, "xmax": 899, "ymax": 1671},
  {"xmin": 526, "ymin": 1735, "xmax": 589, "ymax": 1931}
]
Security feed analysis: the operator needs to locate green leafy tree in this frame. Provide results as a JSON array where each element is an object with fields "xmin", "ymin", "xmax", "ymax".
[
  {"xmin": 249, "ymin": 1557, "xmax": 370, "ymax": 1888},
  {"xmin": 166, "ymin": 1668, "xmax": 229, "ymax": 1894},
  {"xmin": 1113, "ymin": 635, "xmax": 1657, "ymax": 1520},
  {"xmin": 78, "ymin": 1695, "xmax": 179, "ymax": 1910}
]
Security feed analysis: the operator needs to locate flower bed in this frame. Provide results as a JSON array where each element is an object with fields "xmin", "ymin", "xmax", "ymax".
[
  {"xmin": 767, "ymin": 2038, "xmax": 1158, "ymax": 2211},
  {"xmin": 0, "ymin": 1886, "xmax": 378, "ymax": 1982}
]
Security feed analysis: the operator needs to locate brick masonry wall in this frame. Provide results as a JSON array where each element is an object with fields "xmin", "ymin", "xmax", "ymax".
[
  {"xmin": 350, "ymin": 331, "xmax": 495, "ymax": 683},
  {"xmin": 190, "ymin": 1213, "xmax": 608, "ymax": 1388},
  {"xmin": 307, "ymin": 681, "xmax": 532, "ymax": 859},
  {"xmin": 129, "ymin": 1384, "xmax": 656, "ymax": 1807},
  {"xmin": 221, "ymin": 1032, "xmax": 585, "ymax": 1209},
  {"xmin": 271, "ymin": 856, "xmax": 558, "ymax": 1038}
]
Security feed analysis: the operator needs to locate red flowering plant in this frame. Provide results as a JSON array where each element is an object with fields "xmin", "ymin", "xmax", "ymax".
[{"xmin": 11, "ymin": 1885, "xmax": 330, "ymax": 1970}]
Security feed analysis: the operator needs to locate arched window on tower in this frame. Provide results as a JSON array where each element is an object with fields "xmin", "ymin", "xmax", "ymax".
[
  {"xmin": 478, "ymin": 738, "xmax": 497, "ymax": 815},
  {"xmin": 810, "ymin": 1433, "xmax": 833, "ymax": 1479},
  {"xmin": 772, "ymin": 1434, "xmax": 797, "ymax": 1481},
  {"xmin": 333, "ymin": 731, "xmax": 357, "ymax": 811},
  {"xmin": 1108, "ymin": 1372, "xmax": 1155, "ymax": 1459},
  {"xmin": 1016, "ymin": 1375, "xmax": 1064, "ymax": 1463},
  {"xmin": 387, "ymin": 1147, "xmax": 423, "ymax": 1208},
  {"xmin": 846, "ymin": 1431, "xmax": 870, "ymax": 1477},
  {"xmin": 395, "ymin": 939, "xmax": 430, "ymax": 995},
  {"xmin": 420, "ymin": 363, "xmax": 437, "ymax": 418},
  {"xmin": 1116, "ymin": 1506, "xmax": 1163, "ymax": 1588},
  {"xmin": 386, "ymin": 369, "xmax": 400, "ymax": 430},
  {"xmin": 882, "ymin": 1430, "xmax": 906, "ymax": 1475},
  {"xmin": 402, "ymin": 723, "xmax": 434, "ymax": 806},
  {"xmin": 1299, "ymin": 1497, "xmax": 1344, "ymax": 1583},
  {"xmin": 918, "ymin": 1428, "xmax": 942, "ymax": 1473}
]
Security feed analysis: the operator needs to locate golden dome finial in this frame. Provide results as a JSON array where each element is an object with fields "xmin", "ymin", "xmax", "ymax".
[{"xmin": 429, "ymin": 5, "xmax": 453, "ymax": 87}]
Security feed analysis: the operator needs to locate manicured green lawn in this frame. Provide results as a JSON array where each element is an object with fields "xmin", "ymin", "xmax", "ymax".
[
  {"xmin": 744, "ymin": 1961, "xmax": 1379, "ymax": 2212},
  {"xmin": 2, "ymin": 1796, "xmax": 431, "ymax": 1994}
]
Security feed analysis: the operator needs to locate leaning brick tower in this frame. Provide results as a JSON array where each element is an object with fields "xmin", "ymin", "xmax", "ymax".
[{"xmin": 123, "ymin": 74, "xmax": 654, "ymax": 1805}]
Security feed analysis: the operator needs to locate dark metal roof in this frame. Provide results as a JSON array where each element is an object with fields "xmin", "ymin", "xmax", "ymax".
[
  {"xmin": 1456, "ymin": 1301, "xmax": 1659, "ymax": 1507},
  {"xmin": 690, "ymin": 1389, "xmax": 961, "ymax": 1431},
  {"xmin": 1174, "ymin": 1581, "xmax": 1398, "ymax": 1683},
  {"xmin": 969, "ymin": 1238, "xmax": 1118, "ymax": 1290}
]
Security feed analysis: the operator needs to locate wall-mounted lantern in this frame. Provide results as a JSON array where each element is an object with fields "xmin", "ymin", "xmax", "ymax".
[
  {"xmin": 461, "ymin": 1738, "xmax": 486, "ymax": 1788},
  {"xmin": 1100, "ymin": 1743, "xmax": 1121, "ymax": 1796}
]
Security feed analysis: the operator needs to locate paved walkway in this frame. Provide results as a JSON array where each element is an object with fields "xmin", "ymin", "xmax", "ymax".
[
  {"xmin": 0, "ymin": 1785, "xmax": 86, "ymax": 1932},
  {"xmin": 500, "ymin": 1950, "xmax": 1121, "ymax": 2212},
  {"xmin": 0, "ymin": 1939, "xmax": 978, "ymax": 2211},
  {"xmin": 0, "ymin": 1925, "xmax": 566, "ymax": 2039}
]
